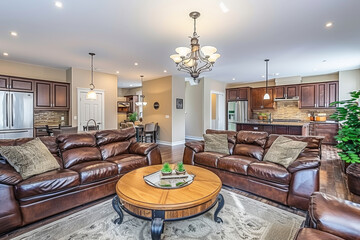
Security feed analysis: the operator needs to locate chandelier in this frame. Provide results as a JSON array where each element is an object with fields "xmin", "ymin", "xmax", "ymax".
[
  {"xmin": 135, "ymin": 75, "xmax": 147, "ymax": 106},
  {"xmin": 170, "ymin": 11, "xmax": 220, "ymax": 83}
]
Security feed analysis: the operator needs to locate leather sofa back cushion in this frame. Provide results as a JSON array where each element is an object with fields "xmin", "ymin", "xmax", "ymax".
[
  {"xmin": 99, "ymin": 141, "xmax": 131, "ymax": 160},
  {"xmin": 57, "ymin": 133, "xmax": 97, "ymax": 151},
  {"xmin": 62, "ymin": 147, "xmax": 102, "ymax": 168},
  {"xmin": 233, "ymin": 144, "xmax": 264, "ymax": 161},
  {"xmin": 236, "ymin": 131, "xmax": 268, "ymax": 147},
  {"xmin": 95, "ymin": 128, "xmax": 136, "ymax": 146},
  {"xmin": 265, "ymin": 134, "xmax": 323, "ymax": 150}
]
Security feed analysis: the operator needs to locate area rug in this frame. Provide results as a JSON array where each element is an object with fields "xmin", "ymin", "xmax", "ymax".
[{"xmin": 13, "ymin": 189, "xmax": 304, "ymax": 240}]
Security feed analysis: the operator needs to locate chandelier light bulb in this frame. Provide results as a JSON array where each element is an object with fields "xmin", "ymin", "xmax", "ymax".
[
  {"xmin": 208, "ymin": 53, "xmax": 221, "ymax": 63},
  {"xmin": 170, "ymin": 54, "xmax": 182, "ymax": 63},
  {"xmin": 201, "ymin": 46, "xmax": 217, "ymax": 57},
  {"xmin": 175, "ymin": 47, "xmax": 191, "ymax": 57}
]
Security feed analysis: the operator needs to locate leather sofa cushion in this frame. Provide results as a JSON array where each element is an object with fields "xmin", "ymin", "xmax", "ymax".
[
  {"xmin": 236, "ymin": 131, "xmax": 268, "ymax": 147},
  {"xmin": 99, "ymin": 141, "xmax": 131, "ymax": 160},
  {"xmin": 218, "ymin": 155, "xmax": 258, "ymax": 175},
  {"xmin": 233, "ymin": 144, "xmax": 264, "ymax": 161},
  {"xmin": 194, "ymin": 152, "xmax": 227, "ymax": 168},
  {"xmin": 248, "ymin": 162, "xmax": 291, "ymax": 185},
  {"xmin": 15, "ymin": 169, "xmax": 80, "ymax": 199},
  {"xmin": 40, "ymin": 136, "xmax": 63, "ymax": 168},
  {"xmin": 57, "ymin": 133, "xmax": 97, "ymax": 151},
  {"xmin": 95, "ymin": 128, "xmax": 135, "ymax": 146},
  {"xmin": 107, "ymin": 154, "xmax": 147, "ymax": 174},
  {"xmin": 61, "ymin": 147, "xmax": 102, "ymax": 169},
  {"xmin": 69, "ymin": 161, "xmax": 118, "ymax": 184},
  {"xmin": 295, "ymin": 228, "xmax": 344, "ymax": 240}
]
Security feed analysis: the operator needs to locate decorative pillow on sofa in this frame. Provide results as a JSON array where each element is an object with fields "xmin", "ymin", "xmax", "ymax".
[
  {"xmin": 263, "ymin": 136, "xmax": 307, "ymax": 168},
  {"xmin": 0, "ymin": 138, "xmax": 60, "ymax": 179},
  {"xmin": 203, "ymin": 134, "xmax": 229, "ymax": 155}
]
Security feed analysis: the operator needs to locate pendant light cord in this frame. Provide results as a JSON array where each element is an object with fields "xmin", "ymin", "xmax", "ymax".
[{"xmin": 265, "ymin": 59, "xmax": 269, "ymax": 93}]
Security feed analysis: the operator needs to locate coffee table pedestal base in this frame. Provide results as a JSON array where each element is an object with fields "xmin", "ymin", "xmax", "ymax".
[{"xmin": 112, "ymin": 193, "xmax": 224, "ymax": 240}]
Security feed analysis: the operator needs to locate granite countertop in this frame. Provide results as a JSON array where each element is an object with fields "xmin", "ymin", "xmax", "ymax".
[{"xmin": 232, "ymin": 120, "xmax": 338, "ymax": 126}]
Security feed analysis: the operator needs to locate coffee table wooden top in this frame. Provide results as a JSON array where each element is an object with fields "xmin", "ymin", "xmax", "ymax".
[{"xmin": 115, "ymin": 164, "xmax": 222, "ymax": 210}]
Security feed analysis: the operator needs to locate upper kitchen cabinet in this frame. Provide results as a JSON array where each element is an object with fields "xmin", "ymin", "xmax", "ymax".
[
  {"xmin": 0, "ymin": 76, "xmax": 9, "ymax": 90},
  {"xmin": 226, "ymin": 88, "xmax": 248, "ymax": 101},
  {"xmin": 299, "ymin": 81, "xmax": 338, "ymax": 109},
  {"xmin": 9, "ymin": 77, "xmax": 34, "ymax": 92},
  {"xmin": 251, "ymin": 87, "xmax": 274, "ymax": 110},
  {"xmin": 35, "ymin": 81, "xmax": 70, "ymax": 110},
  {"xmin": 274, "ymin": 85, "xmax": 299, "ymax": 99}
]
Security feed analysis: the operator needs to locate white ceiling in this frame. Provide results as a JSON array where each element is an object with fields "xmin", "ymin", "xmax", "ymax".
[{"xmin": 1, "ymin": 0, "xmax": 360, "ymax": 88}]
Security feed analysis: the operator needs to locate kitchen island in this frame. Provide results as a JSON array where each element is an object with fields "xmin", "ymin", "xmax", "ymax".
[{"xmin": 235, "ymin": 120, "xmax": 310, "ymax": 136}]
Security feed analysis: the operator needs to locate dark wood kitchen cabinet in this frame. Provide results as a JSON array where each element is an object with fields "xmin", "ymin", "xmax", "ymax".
[
  {"xmin": 312, "ymin": 122, "xmax": 339, "ymax": 145},
  {"xmin": 226, "ymin": 88, "xmax": 248, "ymax": 101},
  {"xmin": 300, "ymin": 81, "xmax": 338, "ymax": 109},
  {"xmin": 9, "ymin": 77, "xmax": 34, "ymax": 92},
  {"xmin": 0, "ymin": 76, "xmax": 9, "ymax": 90},
  {"xmin": 274, "ymin": 85, "xmax": 298, "ymax": 99},
  {"xmin": 251, "ymin": 87, "xmax": 274, "ymax": 110},
  {"xmin": 35, "ymin": 81, "xmax": 70, "ymax": 110}
]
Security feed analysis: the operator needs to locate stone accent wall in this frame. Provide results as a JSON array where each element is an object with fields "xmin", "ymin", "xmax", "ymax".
[
  {"xmin": 253, "ymin": 101, "xmax": 336, "ymax": 120},
  {"xmin": 34, "ymin": 111, "xmax": 69, "ymax": 127}
]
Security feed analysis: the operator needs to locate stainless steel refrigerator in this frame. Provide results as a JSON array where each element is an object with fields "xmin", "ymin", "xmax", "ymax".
[
  {"xmin": 228, "ymin": 101, "xmax": 248, "ymax": 131},
  {"xmin": 0, "ymin": 91, "xmax": 33, "ymax": 139}
]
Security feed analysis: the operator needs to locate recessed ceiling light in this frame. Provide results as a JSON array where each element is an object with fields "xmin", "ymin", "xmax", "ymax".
[
  {"xmin": 3, "ymin": 52, "xmax": 9, "ymax": 56},
  {"xmin": 325, "ymin": 22, "xmax": 333, "ymax": 28},
  {"xmin": 55, "ymin": 1, "xmax": 63, "ymax": 8},
  {"xmin": 232, "ymin": 78, "xmax": 235, "ymax": 81},
  {"xmin": 163, "ymin": 70, "xmax": 167, "ymax": 73},
  {"xmin": 275, "ymin": 73, "xmax": 280, "ymax": 76},
  {"xmin": 134, "ymin": 62, "xmax": 138, "ymax": 66},
  {"xmin": 10, "ymin": 31, "xmax": 17, "ymax": 37},
  {"xmin": 219, "ymin": 2, "xmax": 229, "ymax": 13},
  {"xmin": 116, "ymin": 71, "xmax": 119, "ymax": 74},
  {"xmin": 261, "ymin": 75, "xmax": 265, "ymax": 78},
  {"xmin": 130, "ymin": 84, "xmax": 133, "ymax": 87}
]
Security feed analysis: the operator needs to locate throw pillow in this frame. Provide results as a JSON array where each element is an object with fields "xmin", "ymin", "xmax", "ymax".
[
  {"xmin": 203, "ymin": 134, "xmax": 229, "ymax": 155},
  {"xmin": 0, "ymin": 138, "xmax": 60, "ymax": 179},
  {"xmin": 263, "ymin": 136, "xmax": 307, "ymax": 168}
]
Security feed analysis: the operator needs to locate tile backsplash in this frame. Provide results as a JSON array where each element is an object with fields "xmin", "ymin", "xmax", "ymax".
[
  {"xmin": 34, "ymin": 111, "xmax": 69, "ymax": 126},
  {"xmin": 253, "ymin": 101, "xmax": 336, "ymax": 121}
]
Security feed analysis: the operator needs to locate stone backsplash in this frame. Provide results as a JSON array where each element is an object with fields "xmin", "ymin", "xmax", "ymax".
[
  {"xmin": 253, "ymin": 101, "xmax": 336, "ymax": 121},
  {"xmin": 34, "ymin": 111, "xmax": 69, "ymax": 127}
]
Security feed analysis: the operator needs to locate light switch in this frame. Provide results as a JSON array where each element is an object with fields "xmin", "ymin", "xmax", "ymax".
[
  {"xmin": 165, "ymin": 115, "xmax": 170, "ymax": 119},
  {"xmin": 74, "ymin": 116, "xmax": 77, "ymax": 120}
]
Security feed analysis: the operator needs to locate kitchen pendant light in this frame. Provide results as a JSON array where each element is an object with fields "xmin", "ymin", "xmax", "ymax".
[
  {"xmin": 263, "ymin": 59, "xmax": 270, "ymax": 100},
  {"xmin": 86, "ymin": 53, "xmax": 97, "ymax": 100},
  {"xmin": 135, "ymin": 75, "xmax": 147, "ymax": 106}
]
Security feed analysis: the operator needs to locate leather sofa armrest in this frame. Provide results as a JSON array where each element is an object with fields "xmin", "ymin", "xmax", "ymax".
[
  {"xmin": 129, "ymin": 142, "xmax": 158, "ymax": 156},
  {"xmin": 0, "ymin": 164, "xmax": 22, "ymax": 185},
  {"xmin": 309, "ymin": 192, "xmax": 360, "ymax": 240},
  {"xmin": 287, "ymin": 157, "xmax": 320, "ymax": 173},
  {"xmin": 185, "ymin": 141, "xmax": 204, "ymax": 153}
]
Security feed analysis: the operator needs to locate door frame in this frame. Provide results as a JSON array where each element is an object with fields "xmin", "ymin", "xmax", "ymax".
[
  {"xmin": 209, "ymin": 90, "xmax": 225, "ymax": 130},
  {"xmin": 77, "ymin": 88, "xmax": 105, "ymax": 131}
]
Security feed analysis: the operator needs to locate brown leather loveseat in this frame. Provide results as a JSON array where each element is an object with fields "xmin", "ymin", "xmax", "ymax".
[
  {"xmin": 183, "ymin": 129, "xmax": 323, "ymax": 210},
  {"xmin": 0, "ymin": 128, "xmax": 162, "ymax": 235},
  {"xmin": 295, "ymin": 192, "xmax": 360, "ymax": 240}
]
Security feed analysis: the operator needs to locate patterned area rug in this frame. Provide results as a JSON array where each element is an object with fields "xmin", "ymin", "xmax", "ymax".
[{"xmin": 13, "ymin": 189, "xmax": 304, "ymax": 240}]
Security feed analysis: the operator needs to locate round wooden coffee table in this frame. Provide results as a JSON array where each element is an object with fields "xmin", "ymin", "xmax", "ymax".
[{"xmin": 112, "ymin": 164, "xmax": 224, "ymax": 240}]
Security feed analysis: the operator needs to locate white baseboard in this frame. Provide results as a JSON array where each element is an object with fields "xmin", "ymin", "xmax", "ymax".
[
  {"xmin": 157, "ymin": 140, "xmax": 185, "ymax": 146},
  {"xmin": 185, "ymin": 135, "xmax": 203, "ymax": 141}
]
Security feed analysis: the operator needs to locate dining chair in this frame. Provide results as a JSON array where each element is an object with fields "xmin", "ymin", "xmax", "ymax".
[{"xmin": 141, "ymin": 122, "xmax": 156, "ymax": 143}]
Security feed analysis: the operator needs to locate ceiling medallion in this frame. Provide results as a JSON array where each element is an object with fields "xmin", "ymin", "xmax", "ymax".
[{"xmin": 170, "ymin": 11, "xmax": 220, "ymax": 83}]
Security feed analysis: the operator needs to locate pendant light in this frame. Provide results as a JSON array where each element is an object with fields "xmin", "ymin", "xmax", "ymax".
[
  {"xmin": 263, "ymin": 59, "xmax": 270, "ymax": 100},
  {"xmin": 86, "ymin": 53, "xmax": 97, "ymax": 100},
  {"xmin": 135, "ymin": 75, "xmax": 147, "ymax": 106}
]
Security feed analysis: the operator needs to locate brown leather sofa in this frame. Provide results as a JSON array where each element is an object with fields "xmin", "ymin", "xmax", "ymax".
[
  {"xmin": 295, "ymin": 192, "xmax": 360, "ymax": 240},
  {"xmin": 183, "ymin": 129, "xmax": 323, "ymax": 210},
  {"xmin": 0, "ymin": 128, "xmax": 162, "ymax": 235}
]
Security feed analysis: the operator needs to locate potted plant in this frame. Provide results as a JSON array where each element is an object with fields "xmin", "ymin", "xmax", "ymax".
[
  {"xmin": 330, "ymin": 90, "xmax": 360, "ymax": 195},
  {"xmin": 128, "ymin": 112, "xmax": 138, "ymax": 123},
  {"xmin": 175, "ymin": 162, "xmax": 186, "ymax": 175},
  {"xmin": 161, "ymin": 163, "xmax": 172, "ymax": 176}
]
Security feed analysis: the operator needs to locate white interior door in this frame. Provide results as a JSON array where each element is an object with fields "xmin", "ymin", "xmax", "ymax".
[{"xmin": 78, "ymin": 89, "xmax": 104, "ymax": 131}]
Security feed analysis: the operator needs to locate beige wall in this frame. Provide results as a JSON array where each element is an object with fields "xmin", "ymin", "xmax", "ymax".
[
  {"xmin": 185, "ymin": 80, "xmax": 204, "ymax": 138},
  {"xmin": 172, "ymin": 76, "xmax": 185, "ymax": 142},
  {"xmin": 143, "ymin": 76, "xmax": 173, "ymax": 142},
  {"xmin": 211, "ymin": 93, "xmax": 217, "ymax": 119},
  {"xmin": 339, "ymin": 69, "xmax": 360, "ymax": 101},
  {"xmin": 69, "ymin": 68, "xmax": 118, "ymax": 130},
  {"xmin": 0, "ymin": 59, "xmax": 67, "ymax": 82}
]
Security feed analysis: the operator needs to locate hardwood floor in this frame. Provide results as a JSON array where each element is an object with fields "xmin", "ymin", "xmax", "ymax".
[{"xmin": 2, "ymin": 142, "xmax": 359, "ymax": 239}]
